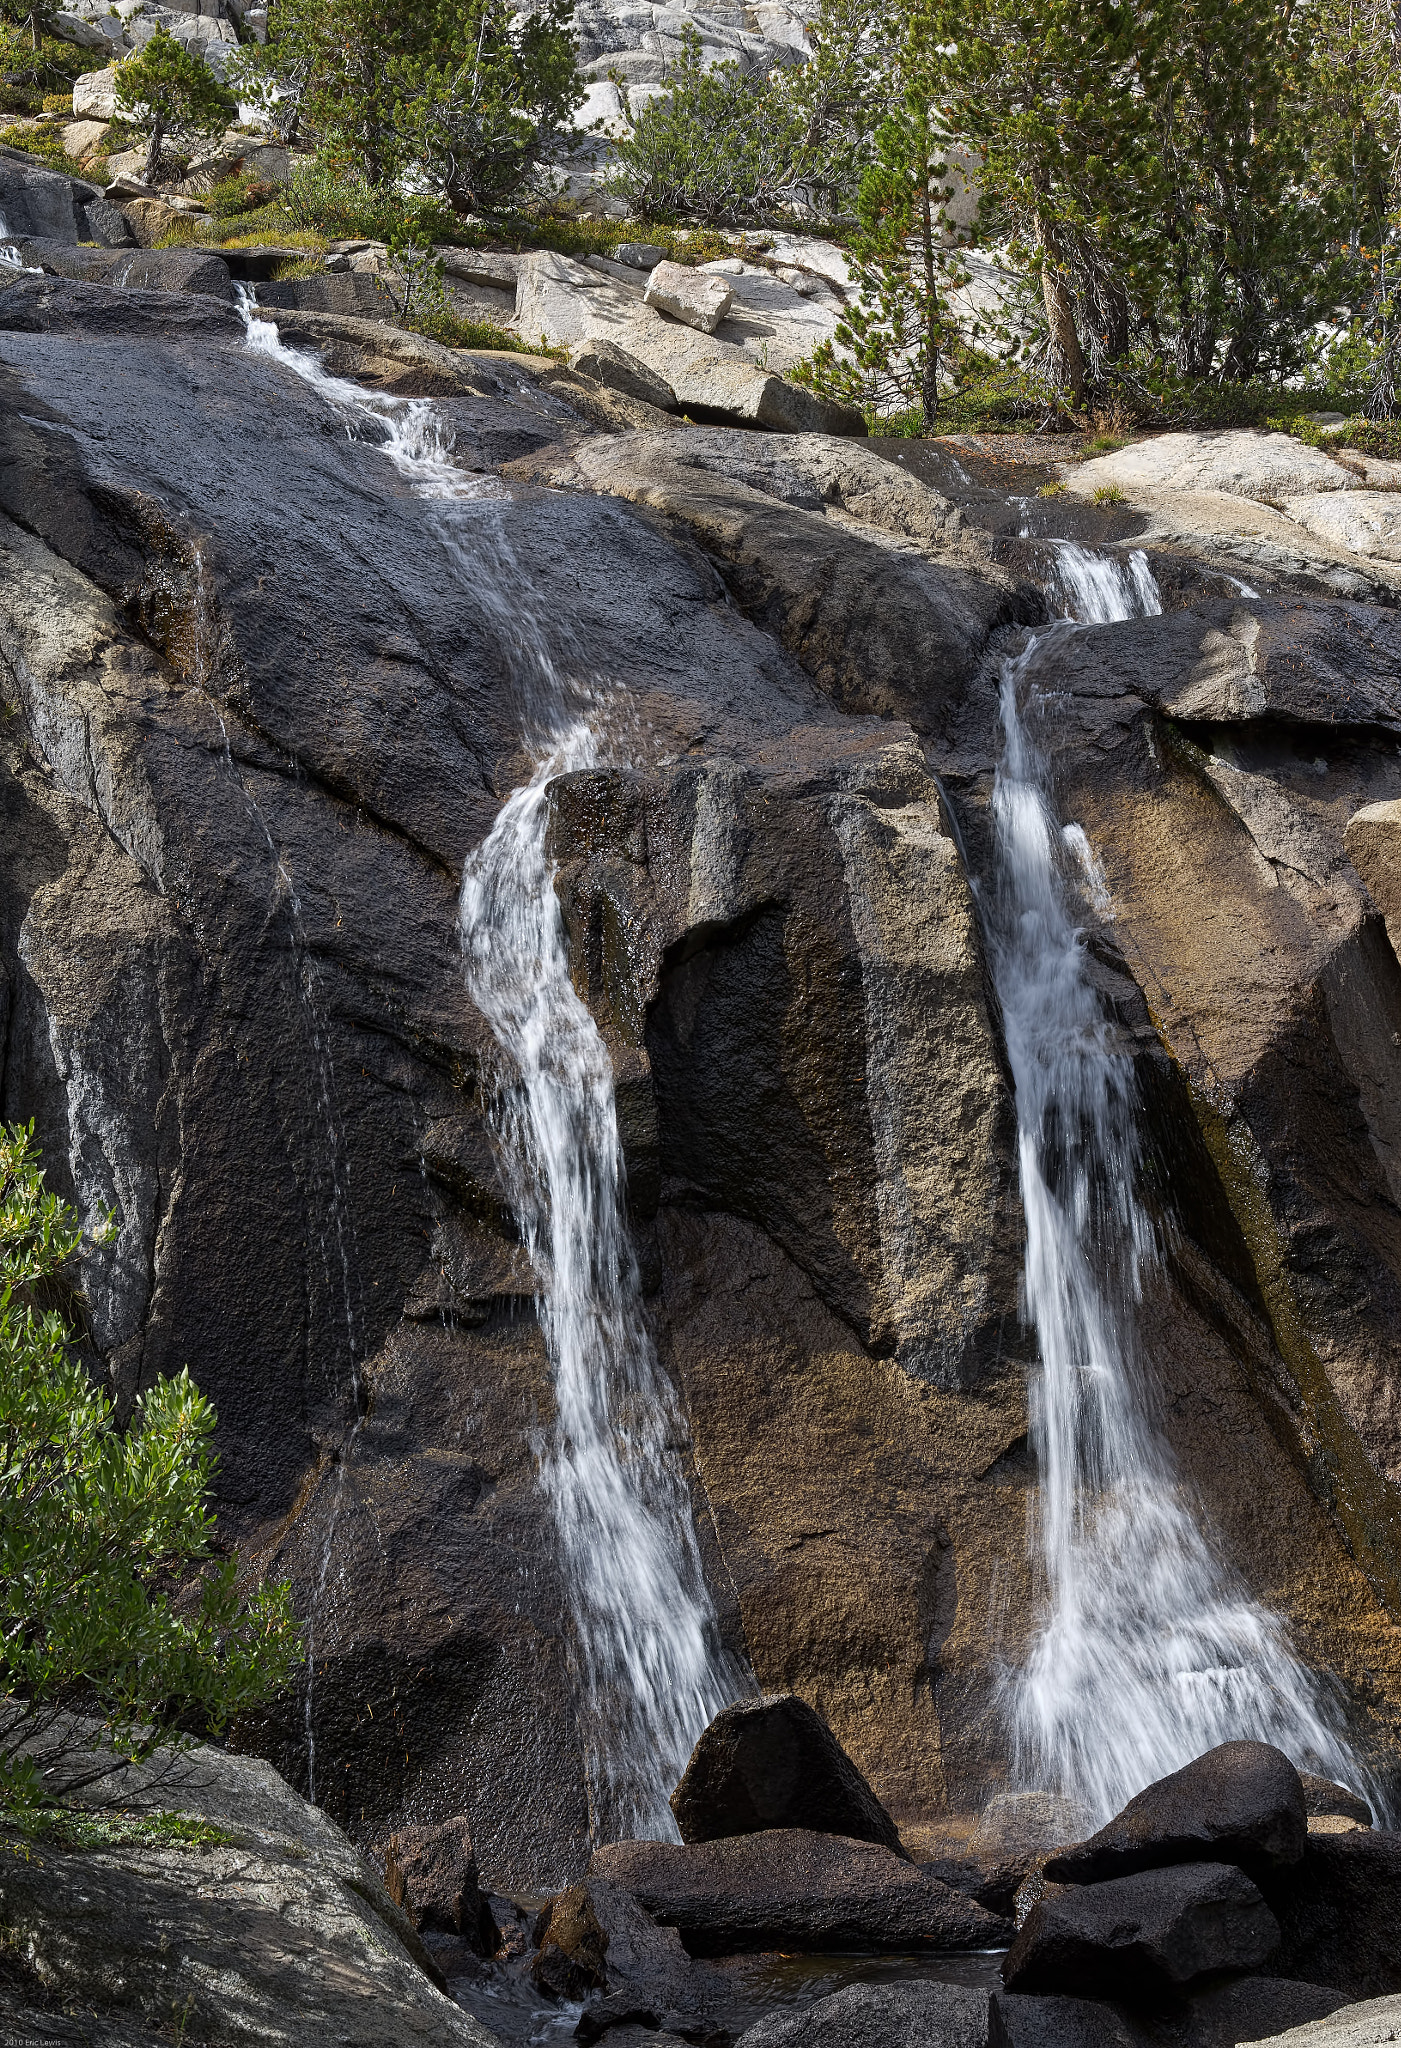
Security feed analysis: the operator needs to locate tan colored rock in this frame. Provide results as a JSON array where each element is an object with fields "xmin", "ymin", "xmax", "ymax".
[
  {"xmin": 119, "ymin": 196, "xmax": 187, "ymax": 247},
  {"xmin": 1345, "ymin": 799, "xmax": 1401, "ymax": 946},
  {"xmin": 643, "ymin": 258, "xmax": 734, "ymax": 332},
  {"xmin": 1066, "ymin": 429, "xmax": 1358, "ymax": 503},
  {"xmin": 61, "ymin": 117, "xmax": 110, "ymax": 159},
  {"xmin": 1284, "ymin": 490, "xmax": 1401, "ymax": 564},
  {"xmin": 72, "ymin": 64, "xmax": 119, "ymax": 119}
]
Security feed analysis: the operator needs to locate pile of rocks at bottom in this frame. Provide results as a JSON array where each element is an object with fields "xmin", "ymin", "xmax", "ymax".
[{"xmin": 990, "ymin": 1740, "xmax": 1396, "ymax": 2048}]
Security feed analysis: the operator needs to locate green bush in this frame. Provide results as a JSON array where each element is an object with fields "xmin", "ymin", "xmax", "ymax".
[
  {"xmin": 115, "ymin": 29, "xmax": 237, "ymax": 185},
  {"xmin": 0, "ymin": 1124, "xmax": 300, "ymax": 1821},
  {"xmin": 608, "ymin": 30, "xmax": 806, "ymax": 224},
  {"xmin": 205, "ymin": 170, "xmax": 279, "ymax": 220},
  {"xmin": 281, "ymin": 157, "xmax": 450, "ymax": 245},
  {"xmin": 0, "ymin": 24, "xmax": 108, "ymax": 117}
]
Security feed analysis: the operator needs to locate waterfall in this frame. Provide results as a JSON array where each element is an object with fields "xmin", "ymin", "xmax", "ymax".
[
  {"xmin": 238, "ymin": 296, "xmax": 740, "ymax": 1838},
  {"xmin": 989, "ymin": 543, "xmax": 1371, "ymax": 1821}
]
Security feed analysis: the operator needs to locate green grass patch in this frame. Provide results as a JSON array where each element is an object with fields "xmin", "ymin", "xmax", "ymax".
[
  {"xmin": 9, "ymin": 1807, "xmax": 233, "ymax": 1853},
  {"xmin": 0, "ymin": 122, "xmax": 101, "ymax": 184}
]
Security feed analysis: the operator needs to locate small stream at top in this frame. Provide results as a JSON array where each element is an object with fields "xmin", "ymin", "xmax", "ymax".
[
  {"xmin": 238, "ymin": 294, "xmax": 742, "ymax": 1839},
  {"xmin": 987, "ymin": 541, "xmax": 1373, "ymax": 1820}
]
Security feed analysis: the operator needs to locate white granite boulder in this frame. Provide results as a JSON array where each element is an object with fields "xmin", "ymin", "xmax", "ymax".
[{"xmin": 644, "ymin": 257, "xmax": 734, "ymax": 332}]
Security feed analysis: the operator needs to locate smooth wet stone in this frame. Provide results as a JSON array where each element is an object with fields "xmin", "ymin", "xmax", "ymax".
[
  {"xmin": 1003, "ymin": 1862, "xmax": 1280, "ymax": 1997},
  {"xmin": 1046, "ymin": 1744, "xmax": 1308, "ymax": 1884},
  {"xmin": 591, "ymin": 1830, "xmax": 1008, "ymax": 1955},
  {"xmin": 669, "ymin": 1694, "xmax": 906, "ymax": 1854},
  {"xmin": 383, "ymin": 1815, "xmax": 498, "ymax": 1952},
  {"xmin": 735, "ymin": 1980, "xmax": 991, "ymax": 2048}
]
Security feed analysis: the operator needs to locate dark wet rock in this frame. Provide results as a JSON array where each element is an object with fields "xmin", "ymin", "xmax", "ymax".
[
  {"xmin": 1003, "ymin": 1862, "xmax": 1280, "ymax": 1998},
  {"xmin": 991, "ymin": 1994, "xmax": 1140, "ymax": 2048},
  {"xmin": 969, "ymin": 1794, "xmax": 1096, "ymax": 1916},
  {"xmin": 384, "ymin": 1815, "xmax": 499, "ymax": 1952},
  {"xmin": 0, "ymin": 151, "xmax": 100, "ymax": 240},
  {"xmin": 532, "ymin": 1878, "xmax": 733, "ymax": 2044},
  {"xmin": 734, "ymin": 1980, "xmax": 991, "ymax": 2048},
  {"xmin": 1269, "ymin": 1830, "xmax": 1401, "ymax": 1997},
  {"xmin": 669, "ymin": 1695, "xmax": 905, "ymax": 1854},
  {"xmin": 1297, "ymin": 1775, "xmax": 1373, "ymax": 1826},
  {"xmin": 1045, "ymin": 1745, "xmax": 1308, "ymax": 1885},
  {"xmin": 1168, "ymin": 1975, "xmax": 1351, "ymax": 2047},
  {"xmin": 10, "ymin": 239, "xmax": 235, "ymax": 300},
  {"xmin": 78, "ymin": 197, "xmax": 136, "ymax": 247},
  {"xmin": 591, "ymin": 1831, "xmax": 1008, "ymax": 1955},
  {"xmin": 258, "ymin": 270, "xmax": 396, "ymax": 318}
]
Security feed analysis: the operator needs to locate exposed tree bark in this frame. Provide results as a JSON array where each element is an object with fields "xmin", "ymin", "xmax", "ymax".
[
  {"xmin": 919, "ymin": 182, "xmax": 939, "ymax": 428},
  {"xmin": 1038, "ymin": 236, "xmax": 1087, "ymax": 408}
]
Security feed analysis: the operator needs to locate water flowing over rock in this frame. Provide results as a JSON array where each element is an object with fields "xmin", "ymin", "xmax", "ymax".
[
  {"xmin": 984, "ymin": 549, "xmax": 1371, "ymax": 1824},
  {"xmin": 5, "ymin": 263, "xmax": 1401, "ymax": 1928}
]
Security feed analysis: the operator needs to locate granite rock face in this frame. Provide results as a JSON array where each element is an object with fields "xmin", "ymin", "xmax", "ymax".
[
  {"xmin": 3, "ymin": 273, "xmax": 1401, "ymax": 1915},
  {"xmin": 1002, "ymin": 1862, "xmax": 1281, "ymax": 1999}
]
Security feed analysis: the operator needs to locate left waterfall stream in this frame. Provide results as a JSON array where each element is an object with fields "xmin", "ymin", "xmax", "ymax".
[{"xmin": 236, "ymin": 291, "xmax": 744, "ymax": 1841}]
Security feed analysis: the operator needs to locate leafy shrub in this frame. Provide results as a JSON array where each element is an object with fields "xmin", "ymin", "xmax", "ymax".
[
  {"xmin": 608, "ymin": 30, "xmax": 806, "ymax": 224},
  {"xmin": 0, "ymin": 25, "xmax": 107, "ymax": 116},
  {"xmin": 205, "ymin": 170, "xmax": 279, "ymax": 219},
  {"xmin": 0, "ymin": 120, "xmax": 94, "ymax": 181},
  {"xmin": 281, "ymin": 157, "xmax": 449, "ymax": 245},
  {"xmin": 0, "ymin": 1124, "xmax": 300, "ymax": 1821},
  {"xmin": 115, "ymin": 29, "xmax": 237, "ymax": 185}
]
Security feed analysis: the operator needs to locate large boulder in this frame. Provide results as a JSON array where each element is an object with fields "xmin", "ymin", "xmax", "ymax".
[
  {"xmin": 734, "ymin": 1980, "xmax": 990, "ymax": 2048},
  {"xmin": 591, "ymin": 1831, "xmax": 1008, "ymax": 1955},
  {"xmin": 1045, "ymin": 1744, "xmax": 1308, "ymax": 1884},
  {"xmin": 568, "ymin": 336, "xmax": 677, "ymax": 410},
  {"xmin": 643, "ymin": 258, "xmax": 733, "ymax": 333},
  {"xmin": 1270, "ymin": 1830, "xmax": 1401, "ymax": 1998},
  {"xmin": 12, "ymin": 241, "xmax": 235, "ymax": 300},
  {"xmin": 0, "ymin": 1720, "xmax": 500, "ymax": 2048},
  {"xmin": 669, "ymin": 1694, "xmax": 906, "ymax": 1854},
  {"xmin": 1064, "ymin": 431, "xmax": 1355, "ymax": 503},
  {"xmin": 73, "ymin": 64, "xmax": 120, "ymax": 117},
  {"xmin": 989, "ymin": 1979, "xmax": 1349, "ymax": 2048},
  {"xmin": 384, "ymin": 1815, "xmax": 498, "ymax": 1952},
  {"xmin": 1298, "ymin": 1774, "xmax": 1373, "ymax": 1827},
  {"xmin": 0, "ymin": 151, "xmax": 101, "ymax": 241},
  {"xmin": 532, "ymin": 1876, "xmax": 702, "ymax": 2033},
  {"xmin": 967, "ymin": 1793, "xmax": 1096, "ymax": 1915},
  {"xmin": 1003, "ymin": 1863, "xmax": 1281, "ymax": 1998},
  {"xmin": 513, "ymin": 251, "xmax": 862, "ymax": 434}
]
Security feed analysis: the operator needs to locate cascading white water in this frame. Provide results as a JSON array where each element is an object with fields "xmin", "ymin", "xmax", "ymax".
[
  {"xmin": 460, "ymin": 739, "xmax": 740, "ymax": 1842},
  {"xmin": 991, "ymin": 542, "xmax": 1372, "ymax": 1821},
  {"xmin": 239, "ymin": 293, "xmax": 741, "ymax": 1836}
]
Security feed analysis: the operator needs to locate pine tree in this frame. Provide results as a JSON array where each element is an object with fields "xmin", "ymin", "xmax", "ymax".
[{"xmin": 115, "ymin": 29, "xmax": 237, "ymax": 185}]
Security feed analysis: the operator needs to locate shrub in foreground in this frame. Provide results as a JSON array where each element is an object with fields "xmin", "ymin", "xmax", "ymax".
[{"xmin": 0, "ymin": 1123, "xmax": 299, "ymax": 1820}]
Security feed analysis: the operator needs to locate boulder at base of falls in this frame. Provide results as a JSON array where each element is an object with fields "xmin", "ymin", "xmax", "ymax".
[
  {"xmin": 590, "ymin": 1830, "xmax": 1009, "ymax": 1955},
  {"xmin": 531, "ymin": 1876, "xmax": 739, "ymax": 2044},
  {"xmin": 1345, "ymin": 800, "xmax": 1401, "ymax": 943},
  {"xmin": 668, "ymin": 1694, "xmax": 907, "ymax": 1855},
  {"xmin": 1002, "ymin": 1862, "xmax": 1281, "ymax": 1998},
  {"xmin": 733, "ymin": 1979, "xmax": 991, "ymax": 2048},
  {"xmin": 1297, "ymin": 1775, "xmax": 1373, "ymax": 1828},
  {"xmin": 955, "ymin": 1793, "xmax": 1097, "ymax": 1916},
  {"xmin": 990, "ymin": 1978, "xmax": 1350, "ymax": 2048},
  {"xmin": 383, "ymin": 1815, "xmax": 499, "ymax": 1954},
  {"xmin": 1267, "ymin": 1830, "xmax": 1401, "ymax": 1998},
  {"xmin": 1045, "ymin": 1744, "xmax": 1308, "ymax": 1885},
  {"xmin": 0, "ymin": 1715, "xmax": 501, "ymax": 2048}
]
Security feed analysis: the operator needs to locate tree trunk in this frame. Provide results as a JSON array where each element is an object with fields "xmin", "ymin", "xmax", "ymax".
[
  {"xmin": 142, "ymin": 114, "xmax": 163, "ymax": 186},
  {"xmin": 919, "ymin": 184, "xmax": 939, "ymax": 431},
  {"xmin": 1036, "ymin": 215, "xmax": 1086, "ymax": 409}
]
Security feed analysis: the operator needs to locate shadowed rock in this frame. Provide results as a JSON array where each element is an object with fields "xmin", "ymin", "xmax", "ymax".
[
  {"xmin": 1003, "ymin": 1862, "xmax": 1280, "ymax": 1998},
  {"xmin": 1269, "ymin": 1830, "xmax": 1401, "ymax": 1997},
  {"xmin": 1297, "ymin": 1774, "xmax": 1373, "ymax": 1827},
  {"xmin": 1045, "ymin": 1745, "xmax": 1307, "ymax": 1884},
  {"xmin": 734, "ymin": 1980, "xmax": 990, "ymax": 2048},
  {"xmin": 384, "ymin": 1816, "xmax": 499, "ymax": 1953},
  {"xmin": 592, "ymin": 1830, "xmax": 1008, "ymax": 1955},
  {"xmin": 990, "ymin": 1978, "xmax": 1348, "ymax": 2048},
  {"xmin": 669, "ymin": 1695, "xmax": 906, "ymax": 1854}
]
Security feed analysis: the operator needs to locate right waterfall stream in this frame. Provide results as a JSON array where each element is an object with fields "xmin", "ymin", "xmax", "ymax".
[{"xmin": 988, "ymin": 543, "xmax": 1370, "ymax": 1821}]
